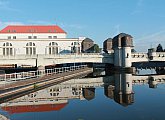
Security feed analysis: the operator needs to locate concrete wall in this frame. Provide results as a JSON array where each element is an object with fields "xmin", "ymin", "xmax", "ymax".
[
  {"xmin": 0, "ymin": 53, "xmax": 114, "ymax": 67},
  {"xmin": 131, "ymin": 53, "xmax": 148, "ymax": 62}
]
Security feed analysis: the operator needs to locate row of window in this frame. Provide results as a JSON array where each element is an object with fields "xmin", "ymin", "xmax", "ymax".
[
  {"xmin": 8, "ymin": 36, "xmax": 16, "ymax": 39},
  {"xmin": 2, "ymin": 42, "xmax": 80, "ymax": 56},
  {"xmin": 7, "ymin": 36, "xmax": 58, "ymax": 39}
]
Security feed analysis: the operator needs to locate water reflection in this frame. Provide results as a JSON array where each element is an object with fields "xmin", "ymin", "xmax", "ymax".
[
  {"xmin": 104, "ymin": 74, "xmax": 134, "ymax": 106},
  {"xmin": 0, "ymin": 73, "xmax": 164, "ymax": 119}
]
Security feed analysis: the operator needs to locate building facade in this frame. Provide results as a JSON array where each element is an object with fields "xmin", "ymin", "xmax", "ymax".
[
  {"xmin": 103, "ymin": 38, "xmax": 113, "ymax": 53},
  {"xmin": 81, "ymin": 38, "xmax": 94, "ymax": 53},
  {"xmin": 0, "ymin": 25, "xmax": 85, "ymax": 56}
]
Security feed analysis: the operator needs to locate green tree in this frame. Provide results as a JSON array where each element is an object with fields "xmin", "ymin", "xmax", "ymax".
[
  {"xmin": 156, "ymin": 44, "xmax": 163, "ymax": 52},
  {"xmin": 131, "ymin": 49, "xmax": 136, "ymax": 53},
  {"xmin": 93, "ymin": 44, "xmax": 100, "ymax": 53}
]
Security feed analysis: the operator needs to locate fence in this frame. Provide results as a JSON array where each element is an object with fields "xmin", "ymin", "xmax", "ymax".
[{"xmin": 0, "ymin": 65, "xmax": 87, "ymax": 82}]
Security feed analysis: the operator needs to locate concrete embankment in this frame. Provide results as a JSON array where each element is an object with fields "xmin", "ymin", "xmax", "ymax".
[{"xmin": 0, "ymin": 67, "xmax": 93, "ymax": 103}]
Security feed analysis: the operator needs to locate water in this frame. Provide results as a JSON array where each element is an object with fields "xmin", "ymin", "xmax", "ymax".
[{"xmin": 0, "ymin": 73, "xmax": 164, "ymax": 120}]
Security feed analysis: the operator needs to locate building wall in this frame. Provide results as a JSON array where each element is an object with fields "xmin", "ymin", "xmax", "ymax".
[
  {"xmin": 103, "ymin": 39, "xmax": 113, "ymax": 53},
  {"xmin": 81, "ymin": 41, "xmax": 94, "ymax": 53},
  {"xmin": 0, "ymin": 33, "xmax": 67, "ymax": 39},
  {"xmin": 0, "ymin": 38, "xmax": 83, "ymax": 55}
]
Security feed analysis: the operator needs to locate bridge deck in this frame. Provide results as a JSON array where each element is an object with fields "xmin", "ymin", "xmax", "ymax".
[
  {"xmin": 0, "ymin": 67, "xmax": 91, "ymax": 91},
  {"xmin": 0, "ymin": 66, "xmax": 93, "ymax": 103}
]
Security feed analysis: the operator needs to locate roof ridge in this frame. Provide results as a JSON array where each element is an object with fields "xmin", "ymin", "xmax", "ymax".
[{"xmin": 0, "ymin": 25, "xmax": 67, "ymax": 33}]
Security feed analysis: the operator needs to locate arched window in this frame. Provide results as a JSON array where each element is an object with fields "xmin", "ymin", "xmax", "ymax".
[
  {"xmin": 26, "ymin": 42, "xmax": 36, "ymax": 55},
  {"xmin": 3, "ymin": 42, "xmax": 14, "ymax": 56},
  {"xmin": 71, "ymin": 42, "xmax": 80, "ymax": 53},
  {"xmin": 48, "ymin": 42, "xmax": 58, "ymax": 54}
]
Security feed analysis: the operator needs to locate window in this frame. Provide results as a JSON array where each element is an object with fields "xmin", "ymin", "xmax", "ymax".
[
  {"xmin": 127, "ymin": 53, "xmax": 129, "ymax": 58},
  {"xmin": 26, "ymin": 42, "xmax": 36, "ymax": 55},
  {"xmin": 53, "ymin": 36, "xmax": 57, "ymax": 39},
  {"xmin": 8, "ymin": 36, "xmax": 11, "ymax": 39},
  {"xmin": 2, "ymin": 42, "xmax": 14, "ymax": 56},
  {"xmin": 13, "ymin": 36, "xmax": 16, "ymax": 39},
  {"xmin": 71, "ymin": 42, "xmax": 80, "ymax": 53},
  {"xmin": 48, "ymin": 36, "xmax": 52, "ymax": 39},
  {"xmin": 28, "ymin": 36, "xmax": 32, "ymax": 39},
  {"xmin": 48, "ymin": 42, "xmax": 58, "ymax": 54},
  {"xmin": 33, "ymin": 36, "xmax": 37, "ymax": 39}
]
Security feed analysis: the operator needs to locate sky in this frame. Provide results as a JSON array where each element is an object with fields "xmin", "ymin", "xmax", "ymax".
[{"xmin": 0, "ymin": 0, "xmax": 165, "ymax": 52}]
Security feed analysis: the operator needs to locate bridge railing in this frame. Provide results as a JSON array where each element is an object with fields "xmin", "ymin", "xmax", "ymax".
[
  {"xmin": 156, "ymin": 52, "xmax": 165, "ymax": 57},
  {"xmin": 131, "ymin": 53, "xmax": 148, "ymax": 58},
  {"xmin": 0, "ymin": 53, "xmax": 105, "ymax": 59},
  {"xmin": 0, "ymin": 65, "xmax": 87, "ymax": 82}
]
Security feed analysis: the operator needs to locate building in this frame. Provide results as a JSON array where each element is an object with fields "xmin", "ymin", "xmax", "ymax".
[
  {"xmin": 103, "ymin": 38, "xmax": 113, "ymax": 53},
  {"xmin": 81, "ymin": 38, "xmax": 94, "ymax": 53},
  {"xmin": 0, "ymin": 25, "xmax": 85, "ymax": 56}
]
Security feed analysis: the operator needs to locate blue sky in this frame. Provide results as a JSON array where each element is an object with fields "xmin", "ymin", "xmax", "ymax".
[{"xmin": 0, "ymin": 0, "xmax": 165, "ymax": 51}]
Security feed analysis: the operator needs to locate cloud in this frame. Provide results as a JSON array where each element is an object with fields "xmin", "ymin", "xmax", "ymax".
[
  {"xmin": 27, "ymin": 20, "xmax": 53, "ymax": 25},
  {"xmin": 0, "ymin": 0, "xmax": 9, "ymax": 7},
  {"xmin": 135, "ymin": 30, "xmax": 165, "ymax": 42},
  {"xmin": 0, "ymin": 21, "xmax": 24, "ymax": 29},
  {"xmin": 134, "ymin": 30, "xmax": 165, "ymax": 51},
  {"xmin": 0, "ymin": 0, "xmax": 19, "ymax": 12},
  {"xmin": 59, "ymin": 22, "xmax": 86, "ymax": 30},
  {"xmin": 26, "ymin": 21, "xmax": 86, "ymax": 30}
]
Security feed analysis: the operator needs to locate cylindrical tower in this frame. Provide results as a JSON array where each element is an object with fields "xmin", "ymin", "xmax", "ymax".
[
  {"xmin": 112, "ymin": 33, "xmax": 133, "ymax": 68},
  {"xmin": 122, "ymin": 73, "xmax": 133, "ymax": 94},
  {"xmin": 121, "ymin": 36, "xmax": 133, "ymax": 67}
]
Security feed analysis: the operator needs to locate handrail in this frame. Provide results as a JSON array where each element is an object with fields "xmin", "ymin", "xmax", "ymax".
[{"xmin": 0, "ymin": 65, "xmax": 87, "ymax": 82}]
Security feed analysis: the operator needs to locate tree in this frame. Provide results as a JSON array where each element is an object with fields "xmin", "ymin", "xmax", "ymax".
[
  {"xmin": 131, "ymin": 49, "xmax": 136, "ymax": 53},
  {"xmin": 156, "ymin": 44, "xmax": 163, "ymax": 52},
  {"xmin": 93, "ymin": 44, "xmax": 100, "ymax": 53}
]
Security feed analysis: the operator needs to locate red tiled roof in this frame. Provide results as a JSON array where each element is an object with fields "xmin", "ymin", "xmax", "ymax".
[
  {"xmin": 2, "ymin": 103, "xmax": 68, "ymax": 114},
  {"xmin": 0, "ymin": 25, "xmax": 66, "ymax": 33}
]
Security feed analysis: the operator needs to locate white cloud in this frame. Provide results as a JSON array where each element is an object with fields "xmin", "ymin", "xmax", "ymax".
[
  {"xmin": 135, "ymin": 30, "xmax": 165, "ymax": 42},
  {"xmin": 26, "ymin": 21, "xmax": 86, "ymax": 30},
  {"xmin": 134, "ymin": 30, "xmax": 165, "ymax": 52},
  {"xmin": 0, "ymin": 21, "xmax": 24, "ymax": 29},
  {"xmin": 59, "ymin": 22, "xmax": 86, "ymax": 30},
  {"xmin": 27, "ymin": 20, "xmax": 53, "ymax": 25}
]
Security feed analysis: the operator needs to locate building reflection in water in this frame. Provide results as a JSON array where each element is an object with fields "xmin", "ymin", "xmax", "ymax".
[
  {"xmin": 114, "ymin": 73, "xmax": 134, "ymax": 106},
  {"xmin": 0, "ymin": 73, "xmax": 164, "ymax": 114},
  {"xmin": 104, "ymin": 73, "xmax": 134, "ymax": 106},
  {"xmin": 82, "ymin": 88, "xmax": 95, "ymax": 101}
]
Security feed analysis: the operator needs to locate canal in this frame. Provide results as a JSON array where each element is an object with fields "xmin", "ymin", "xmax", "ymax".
[{"xmin": 0, "ymin": 71, "xmax": 164, "ymax": 120}]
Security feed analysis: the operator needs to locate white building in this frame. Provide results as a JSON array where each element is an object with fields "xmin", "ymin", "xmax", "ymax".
[{"xmin": 0, "ymin": 25, "xmax": 85, "ymax": 56}]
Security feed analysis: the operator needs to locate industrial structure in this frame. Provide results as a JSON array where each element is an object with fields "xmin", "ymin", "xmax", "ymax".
[{"xmin": 0, "ymin": 25, "xmax": 165, "ymax": 72}]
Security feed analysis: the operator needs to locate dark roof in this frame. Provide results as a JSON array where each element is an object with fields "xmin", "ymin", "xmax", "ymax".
[
  {"xmin": 82, "ymin": 38, "xmax": 94, "ymax": 42},
  {"xmin": 104, "ymin": 38, "xmax": 112, "ymax": 42},
  {"xmin": 113, "ymin": 33, "xmax": 133, "ymax": 40}
]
